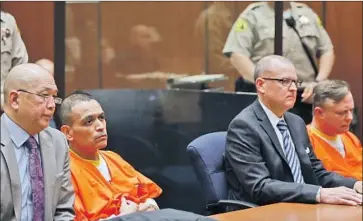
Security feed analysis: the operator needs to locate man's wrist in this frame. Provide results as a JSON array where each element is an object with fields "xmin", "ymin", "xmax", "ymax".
[{"xmin": 316, "ymin": 187, "xmax": 322, "ymax": 203}]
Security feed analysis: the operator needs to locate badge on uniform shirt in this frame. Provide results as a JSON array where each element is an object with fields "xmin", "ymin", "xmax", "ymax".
[
  {"xmin": 234, "ymin": 18, "xmax": 248, "ymax": 32},
  {"xmin": 299, "ymin": 15, "xmax": 310, "ymax": 25}
]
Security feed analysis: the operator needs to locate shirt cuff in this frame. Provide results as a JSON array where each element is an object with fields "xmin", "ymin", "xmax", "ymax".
[{"xmin": 316, "ymin": 187, "xmax": 322, "ymax": 203}]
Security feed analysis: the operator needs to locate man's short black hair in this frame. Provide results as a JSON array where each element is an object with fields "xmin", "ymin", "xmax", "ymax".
[{"xmin": 59, "ymin": 90, "xmax": 97, "ymax": 126}]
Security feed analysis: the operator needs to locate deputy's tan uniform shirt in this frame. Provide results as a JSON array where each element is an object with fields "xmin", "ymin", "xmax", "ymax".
[
  {"xmin": 223, "ymin": 2, "xmax": 333, "ymax": 83},
  {"xmin": 1, "ymin": 11, "xmax": 28, "ymax": 108}
]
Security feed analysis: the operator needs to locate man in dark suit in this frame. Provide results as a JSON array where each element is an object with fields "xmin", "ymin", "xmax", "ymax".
[{"xmin": 225, "ymin": 55, "xmax": 362, "ymax": 207}]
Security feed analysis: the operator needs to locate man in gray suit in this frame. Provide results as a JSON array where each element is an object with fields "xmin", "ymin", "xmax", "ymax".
[
  {"xmin": 225, "ymin": 55, "xmax": 362, "ymax": 207},
  {"xmin": 1, "ymin": 63, "xmax": 75, "ymax": 220}
]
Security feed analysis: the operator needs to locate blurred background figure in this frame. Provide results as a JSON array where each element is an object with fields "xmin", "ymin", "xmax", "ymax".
[
  {"xmin": 195, "ymin": 2, "xmax": 237, "ymax": 91},
  {"xmin": 1, "ymin": 10, "xmax": 28, "ymax": 111},
  {"xmin": 117, "ymin": 24, "xmax": 162, "ymax": 75},
  {"xmin": 35, "ymin": 58, "xmax": 57, "ymax": 129}
]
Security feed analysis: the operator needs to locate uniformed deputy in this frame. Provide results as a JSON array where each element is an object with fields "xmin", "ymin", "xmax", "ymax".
[
  {"xmin": 1, "ymin": 10, "xmax": 28, "ymax": 109},
  {"xmin": 223, "ymin": 1, "xmax": 335, "ymax": 104}
]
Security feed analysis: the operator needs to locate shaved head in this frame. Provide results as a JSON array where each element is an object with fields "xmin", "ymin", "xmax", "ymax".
[
  {"xmin": 3, "ymin": 63, "xmax": 53, "ymax": 104},
  {"xmin": 3, "ymin": 63, "xmax": 58, "ymax": 135}
]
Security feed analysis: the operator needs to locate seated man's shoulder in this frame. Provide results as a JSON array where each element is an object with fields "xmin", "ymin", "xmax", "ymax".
[
  {"xmin": 42, "ymin": 127, "xmax": 67, "ymax": 147},
  {"xmin": 344, "ymin": 131, "xmax": 362, "ymax": 147},
  {"xmin": 100, "ymin": 150, "xmax": 130, "ymax": 165}
]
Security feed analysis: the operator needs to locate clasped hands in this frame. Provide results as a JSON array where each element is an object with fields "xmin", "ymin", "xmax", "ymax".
[{"xmin": 120, "ymin": 197, "xmax": 159, "ymax": 215}]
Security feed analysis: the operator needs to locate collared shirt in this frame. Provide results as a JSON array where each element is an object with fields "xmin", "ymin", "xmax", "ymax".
[
  {"xmin": 4, "ymin": 113, "xmax": 40, "ymax": 221},
  {"xmin": 258, "ymin": 100, "xmax": 296, "ymax": 155}
]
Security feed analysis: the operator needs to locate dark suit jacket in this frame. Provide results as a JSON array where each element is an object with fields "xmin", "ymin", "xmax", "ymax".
[{"xmin": 225, "ymin": 100, "xmax": 357, "ymax": 205}]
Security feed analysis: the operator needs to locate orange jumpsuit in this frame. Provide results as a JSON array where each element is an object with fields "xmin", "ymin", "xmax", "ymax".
[
  {"xmin": 70, "ymin": 150, "xmax": 162, "ymax": 221},
  {"xmin": 307, "ymin": 125, "xmax": 362, "ymax": 180}
]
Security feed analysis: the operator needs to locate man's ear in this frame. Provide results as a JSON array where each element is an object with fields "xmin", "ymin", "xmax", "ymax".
[
  {"xmin": 8, "ymin": 90, "xmax": 20, "ymax": 110},
  {"xmin": 60, "ymin": 125, "xmax": 73, "ymax": 142},
  {"xmin": 313, "ymin": 106, "xmax": 324, "ymax": 118},
  {"xmin": 255, "ymin": 78, "xmax": 265, "ymax": 94}
]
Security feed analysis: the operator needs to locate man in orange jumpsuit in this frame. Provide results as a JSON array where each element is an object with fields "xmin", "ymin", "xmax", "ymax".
[
  {"xmin": 59, "ymin": 91, "xmax": 162, "ymax": 221},
  {"xmin": 307, "ymin": 80, "xmax": 362, "ymax": 180}
]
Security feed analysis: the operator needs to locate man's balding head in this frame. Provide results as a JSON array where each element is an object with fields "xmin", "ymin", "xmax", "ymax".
[
  {"xmin": 35, "ymin": 58, "xmax": 54, "ymax": 77},
  {"xmin": 4, "ymin": 63, "xmax": 53, "ymax": 103},
  {"xmin": 254, "ymin": 55, "xmax": 295, "ymax": 81},
  {"xmin": 254, "ymin": 55, "xmax": 298, "ymax": 117},
  {"xmin": 3, "ymin": 63, "xmax": 58, "ymax": 135}
]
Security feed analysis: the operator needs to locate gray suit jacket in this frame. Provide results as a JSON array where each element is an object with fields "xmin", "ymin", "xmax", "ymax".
[
  {"xmin": 0, "ymin": 114, "xmax": 75, "ymax": 221},
  {"xmin": 225, "ymin": 100, "xmax": 357, "ymax": 205}
]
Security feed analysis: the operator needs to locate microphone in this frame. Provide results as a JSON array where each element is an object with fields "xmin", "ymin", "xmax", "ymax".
[{"xmin": 285, "ymin": 16, "xmax": 296, "ymax": 29}]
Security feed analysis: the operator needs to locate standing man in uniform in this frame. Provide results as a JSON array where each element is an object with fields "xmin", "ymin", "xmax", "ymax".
[
  {"xmin": 223, "ymin": 1, "xmax": 335, "ymax": 123},
  {"xmin": 1, "ymin": 10, "xmax": 28, "ymax": 110}
]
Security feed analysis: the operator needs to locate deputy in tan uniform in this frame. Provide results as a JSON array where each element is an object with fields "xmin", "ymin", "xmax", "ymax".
[
  {"xmin": 223, "ymin": 1, "xmax": 335, "ymax": 103},
  {"xmin": 1, "ymin": 10, "xmax": 28, "ymax": 109}
]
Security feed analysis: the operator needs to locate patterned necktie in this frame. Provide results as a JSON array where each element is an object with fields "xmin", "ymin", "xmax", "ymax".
[
  {"xmin": 25, "ymin": 136, "xmax": 45, "ymax": 221},
  {"xmin": 277, "ymin": 120, "xmax": 304, "ymax": 183}
]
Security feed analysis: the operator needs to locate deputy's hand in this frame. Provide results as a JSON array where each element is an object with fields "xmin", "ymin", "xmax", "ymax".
[
  {"xmin": 354, "ymin": 181, "xmax": 362, "ymax": 194},
  {"xmin": 120, "ymin": 197, "xmax": 138, "ymax": 215},
  {"xmin": 320, "ymin": 186, "xmax": 362, "ymax": 206},
  {"xmin": 301, "ymin": 81, "xmax": 318, "ymax": 104}
]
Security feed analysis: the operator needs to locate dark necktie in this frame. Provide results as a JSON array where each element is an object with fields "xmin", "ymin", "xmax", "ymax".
[
  {"xmin": 277, "ymin": 120, "xmax": 304, "ymax": 183},
  {"xmin": 25, "ymin": 136, "xmax": 45, "ymax": 221}
]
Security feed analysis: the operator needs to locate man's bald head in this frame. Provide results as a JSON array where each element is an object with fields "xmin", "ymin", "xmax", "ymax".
[
  {"xmin": 254, "ymin": 55, "xmax": 295, "ymax": 81},
  {"xmin": 3, "ymin": 63, "xmax": 54, "ymax": 104},
  {"xmin": 35, "ymin": 58, "xmax": 54, "ymax": 76},
  {"xmin": 3, "ymin": 63, "xmax": 58, "ymax": 135}
]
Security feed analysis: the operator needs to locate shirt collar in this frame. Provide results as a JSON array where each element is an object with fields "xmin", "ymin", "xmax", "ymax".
[
  {"xmin": 258, "ymin": 99, "xmax": 284, "ymax": 128},
  {"xmin": 3, "ymin": 113, "xmax": 39, "ymax": 148}
]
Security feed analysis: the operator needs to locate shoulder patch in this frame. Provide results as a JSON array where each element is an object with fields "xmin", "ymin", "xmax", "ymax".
[
  {"xmin": 316, "ymin": 16, "xmax": 323, "ymax": 27},
  {"xmin": 234, "ymin": 18, "xmax": 248, "ymax": 32}
]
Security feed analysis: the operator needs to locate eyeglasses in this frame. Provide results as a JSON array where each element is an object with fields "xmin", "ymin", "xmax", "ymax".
[
  {"xmin": 261, "ymin": 77, "xmax": 302, "ymax": 88},
  {"xmin": 17, "ymin": 89, "xmax": 63, "ymax": 104}
]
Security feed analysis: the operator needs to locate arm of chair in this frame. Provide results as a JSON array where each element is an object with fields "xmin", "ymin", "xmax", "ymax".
[{"xmin": 206, "ymin": 199, "xmax": 257, "ymax": 211}]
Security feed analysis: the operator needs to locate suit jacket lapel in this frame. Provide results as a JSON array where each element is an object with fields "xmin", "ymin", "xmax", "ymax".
[
  {"xmin": 252, "ymin": 101, "xmax": 288, "ymax": 164},
  {"xmin": 39, "ymin": 130, "xmax": 55, "ymax": 220},
  {"xmin": 1, "ymin": 115, "xmax": 21, "ymax": 221}
]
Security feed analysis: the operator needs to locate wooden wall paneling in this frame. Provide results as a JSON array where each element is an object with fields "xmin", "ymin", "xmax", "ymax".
[{"xmin": 325, "ymin": 2, "xmax": 362, "ymax": 139}]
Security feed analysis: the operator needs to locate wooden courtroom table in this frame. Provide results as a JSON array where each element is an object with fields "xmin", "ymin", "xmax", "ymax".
[{"xmin": 210, "ymin": 203, "xmax": 362, "ymax": 221}]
